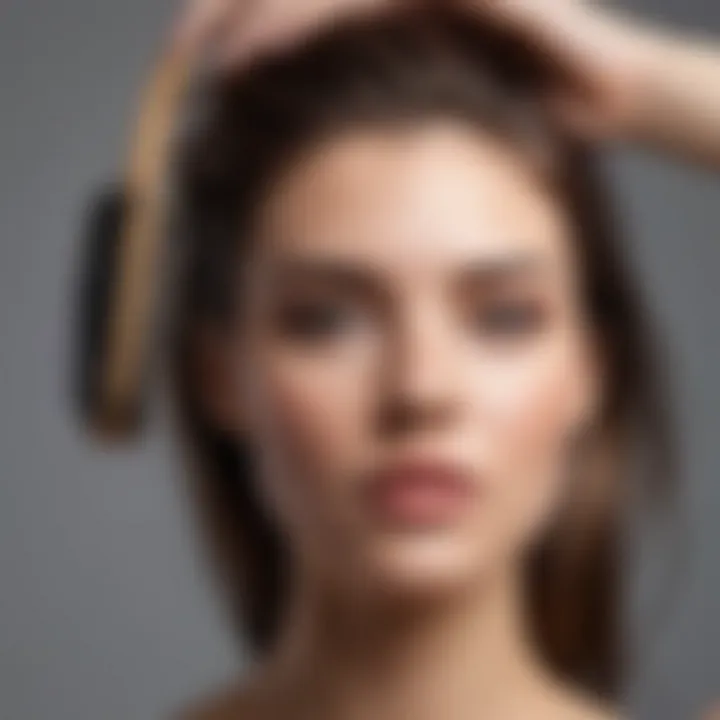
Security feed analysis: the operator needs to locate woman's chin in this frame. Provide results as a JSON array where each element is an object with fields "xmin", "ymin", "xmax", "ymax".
[{"xmin": 349, "ymin": 531, "xmax": 493, "ymax": 602}]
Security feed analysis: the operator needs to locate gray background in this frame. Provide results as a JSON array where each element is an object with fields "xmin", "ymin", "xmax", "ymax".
[{"xmin": 0, "ymin": 1, "xmax": 718, "ymax": 718}]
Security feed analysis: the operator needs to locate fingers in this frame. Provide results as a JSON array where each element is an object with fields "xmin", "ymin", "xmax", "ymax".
[
  {"xmin": 460, "ymin": 0, "xmax": 576, "ymax": 30},
  {"xmin": 215, "ymin": 5, "xmax": 311, "ymax": 67},
  {"xmin": 168, "ymin": 0, "xmax": 316, "ymax": 68},
  {"xmin": 213, "ymin": 0, "xmax": 393, "ymax": 69},
  {"xmin": 169, "ymin": 0, "xmax": 243, "ymax": 52}
]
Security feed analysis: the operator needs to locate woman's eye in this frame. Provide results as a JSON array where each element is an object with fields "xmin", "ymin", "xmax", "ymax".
[
  {"xmin": 276, "ymin": 301, "xmax": 364, "ymax": 341},
  {"xmin": 471, "ymin": 300, "xmax": 546, "ymax": 338}
]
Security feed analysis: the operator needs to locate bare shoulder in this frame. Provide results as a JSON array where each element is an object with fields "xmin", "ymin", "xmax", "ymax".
[
  {"xmin": 172, "ymin": 676, "xmax": 266, "ymax": 720},
  {"xmin": 535, "ymin": 676, "xmax": 620, "ymax": 720},
  {"xmin": 573, "ymin": 704, "xmax": 620, "ymax": 720},
  {"xmin": 552, "ymin": 686, "xmax": 621, "ymax": 720}
]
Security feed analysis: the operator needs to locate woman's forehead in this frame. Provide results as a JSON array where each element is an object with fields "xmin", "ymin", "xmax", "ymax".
[{"xmin": 250, "ymin": 121, "xmax": 574, "ymax": 280}]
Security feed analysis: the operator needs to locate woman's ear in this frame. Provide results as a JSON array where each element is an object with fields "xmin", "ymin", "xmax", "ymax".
[{"xmin": 192, "ymin": 322, "xmax": 246, "ymax": 436}]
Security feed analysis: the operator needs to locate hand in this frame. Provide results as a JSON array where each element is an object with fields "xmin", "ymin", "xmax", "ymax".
[{"xmin": 456, "ymin": 0, "xmax": 656, "ymax": 140}]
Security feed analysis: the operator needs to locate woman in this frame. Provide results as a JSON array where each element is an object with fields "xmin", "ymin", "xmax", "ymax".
[{"xmin": 119, "ymin": 1, "xmax": 720, "ymax": 718}]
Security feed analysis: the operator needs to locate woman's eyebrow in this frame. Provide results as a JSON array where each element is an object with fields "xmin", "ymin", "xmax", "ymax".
[
  {"xmin": 267, "ymin": 257, "xmax": 383, "ymax": 292},
  {"xmin": 456, "ymin": 255, "xmax": 550, "ymax": 287},
  {"xmin": 265, "ymin": 252, "xmax": 549, "ymax": 290}
]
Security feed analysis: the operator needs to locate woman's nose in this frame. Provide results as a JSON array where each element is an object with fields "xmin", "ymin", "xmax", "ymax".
[{"xmin": 379, "ymin": 306, "xmax": 462, "ymax": 434}]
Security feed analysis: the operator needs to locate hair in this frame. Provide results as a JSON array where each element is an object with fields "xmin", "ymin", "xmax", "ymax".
[{"xmin": 167, "ymin": 5, "xmax": 676, "ymax": 703}]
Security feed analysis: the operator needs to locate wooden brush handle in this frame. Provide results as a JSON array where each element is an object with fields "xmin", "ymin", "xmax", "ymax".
[{"xmin": 93, "ymin": 43, "xmax": 196, "ymax": 438}]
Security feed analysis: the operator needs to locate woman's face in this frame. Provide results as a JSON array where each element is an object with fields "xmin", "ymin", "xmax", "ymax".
[{"xmin": 209, "ymin": 120, "xmax": 600, "ymax": 600}]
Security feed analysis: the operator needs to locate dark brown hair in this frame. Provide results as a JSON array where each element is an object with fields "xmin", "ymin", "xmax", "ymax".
[{"xmin": 168, "ymin": 6, "xmax": 676, "ymax": 702}]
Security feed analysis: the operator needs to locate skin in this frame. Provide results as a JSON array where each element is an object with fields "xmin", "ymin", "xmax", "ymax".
[{"xmin": 182, "ymin": 121, "xmax": 607, "ymax": 719}]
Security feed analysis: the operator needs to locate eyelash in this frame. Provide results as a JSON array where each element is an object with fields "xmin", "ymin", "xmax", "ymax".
[
  {"xmin": 470, "ymin": 299, "xmax": 547, "ymax": 339},
  {"xmin": 276, "ymin": 301, "xmax": 364, "ymax": 340},
  {"xmin": 275, "ymin": 297, "xmax": 547, "ymax": 343}
]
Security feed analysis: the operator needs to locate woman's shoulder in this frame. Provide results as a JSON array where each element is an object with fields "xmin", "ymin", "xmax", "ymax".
[
  {"xmin": 550, "ymin": 685, "xmax": 621, "ymax": 720},
  {"xmin": 173, "ymin": 666, "xmax": 621, "ymax": 720},
  {"xmin": 175, "ymin": 683, "xmax": 620, "ymax": 720},
  {"xmin": 172, "ymin": 675, "xmax": 267, "ymax": 720}
]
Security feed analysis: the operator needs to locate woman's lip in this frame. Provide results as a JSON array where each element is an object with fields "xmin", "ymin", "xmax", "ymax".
[{"xmin": 363, "ymin": 459, "xmax": 477, "ymax": 527}]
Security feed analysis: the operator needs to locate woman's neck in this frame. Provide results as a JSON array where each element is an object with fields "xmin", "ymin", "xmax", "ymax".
[{"xmin": 250, "ymin": 561, "xmax": 573, "ymax": 720}]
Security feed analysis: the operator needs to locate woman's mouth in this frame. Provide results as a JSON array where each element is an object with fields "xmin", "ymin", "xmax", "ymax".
[{"xmin": 362, "ymin": 456, "xmax": 478, "ymax": 528}]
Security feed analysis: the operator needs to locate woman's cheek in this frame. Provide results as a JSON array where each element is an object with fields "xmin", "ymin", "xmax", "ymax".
[
  {"xmin": 244, "ymin": 348, "xmax": 373, "ymax": 531},
  {"xmin": 471, "ymin": 341, "xmax": 579, "ymax": 546},
  {"xmin": 483, "ymin": 349, "xmax": 573, "ymax": 461}
]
